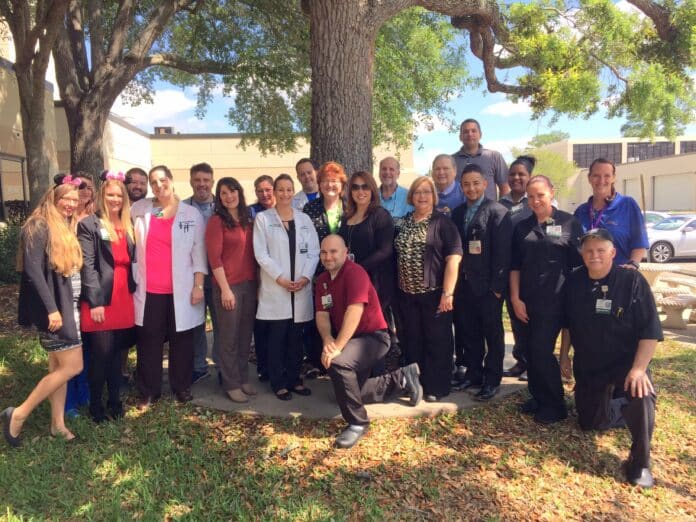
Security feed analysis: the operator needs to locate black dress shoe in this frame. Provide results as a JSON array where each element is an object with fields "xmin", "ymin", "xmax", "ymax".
[
  {"xmin": 1, "ymin": 407, "xmax": 21, "ymax": 448},
  {"xmin": 292, "ymin": 386, "xmax": 312, "ymax": 396},
  {"xmin": 623, "ymin": 459, "xmax": 654, "ymax": 488},
  {"xmin": 452, "ymin": 378, "xmax": 482, "ymax": 392},
  {"xmin": 503, "ymin": 363, "xmax": 526, "ymax": 378},
  {"xmin": 275, "ymin": 390, "xmax": 292, "ymax": 401},
  {"xmin": 335, "ymin": 425, "xmax": 367, "ymax": 449},
  {"xmin": 89, "ymin": 405, "xmax": 108, "ymax": 424},
  {"xmin": 175, "ymin": 390, "xmax": 193, "ymax": 403},
  {"xmin": 519, "ymin": 398, "xmax": 539, "ymax": 415},
  {"xmin": 474, "ymin": 384, "xmax": 500, "ymax": 402}
]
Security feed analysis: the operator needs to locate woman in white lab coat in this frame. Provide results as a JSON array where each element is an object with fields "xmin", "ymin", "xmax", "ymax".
[{"xmin": 254, "ymin": 174, "xmax": 320, "ymax": 400}]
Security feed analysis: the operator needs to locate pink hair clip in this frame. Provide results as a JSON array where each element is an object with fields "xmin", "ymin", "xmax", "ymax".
[{"xmin": 103, "ymin": 171, "xmax": 126, "ymax": 182}]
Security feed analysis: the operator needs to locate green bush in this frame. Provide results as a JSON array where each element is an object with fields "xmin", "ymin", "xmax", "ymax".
[{"xmin": 0, "ymin": 223, "xmax": 21, "ymax": 283}]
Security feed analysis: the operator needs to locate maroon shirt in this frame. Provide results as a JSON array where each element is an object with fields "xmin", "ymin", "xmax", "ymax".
[{"xmin": 315, "ymin": 259, "xmax": 387, "ymax": 334}]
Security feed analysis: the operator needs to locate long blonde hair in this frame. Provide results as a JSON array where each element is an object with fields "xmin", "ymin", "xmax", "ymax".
[
  {"xmin": 22, "ymin": 183, "xmax": 83, "ymax": 276},
  {"xmin": 97, "ymin": 179, "xmax": 134, "ymax": 241}
]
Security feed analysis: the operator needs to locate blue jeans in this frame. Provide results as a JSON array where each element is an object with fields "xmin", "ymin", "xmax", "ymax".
[{"xmin": 193, "ymin": 278, "xmax": 218, "ymax": 372}]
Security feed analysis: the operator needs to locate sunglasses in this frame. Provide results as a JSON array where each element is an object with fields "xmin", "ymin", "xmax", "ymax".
[{"xmin": 351, "ymin": 183, "xmax": 370, "ymax": 192}]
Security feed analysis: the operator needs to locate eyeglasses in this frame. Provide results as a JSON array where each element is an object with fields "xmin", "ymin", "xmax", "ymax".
[
  {"xmin": 413, "ymin": 190, "xmax": 433, "ymax": 196},
  {"xmin": 59, "ymin": 196, "xmax": 80, "ymax": 203},
  {"xmin": 351, "ymin": 183, "xmax": 370, "ymax": 192}
]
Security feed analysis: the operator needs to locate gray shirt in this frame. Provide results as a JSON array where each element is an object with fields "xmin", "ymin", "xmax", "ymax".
[{"xmin": 452, "ymin": 145, "xmax": 508, "ymax": 200}]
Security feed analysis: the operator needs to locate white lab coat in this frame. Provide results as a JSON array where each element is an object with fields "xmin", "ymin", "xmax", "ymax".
[
  {"xmin": 253, "ymin": 208, "xmax": 319, "ymax": 322},
  {"xmin": 131, "ymin": 198, "xmax": 208, "ymax": 331}
]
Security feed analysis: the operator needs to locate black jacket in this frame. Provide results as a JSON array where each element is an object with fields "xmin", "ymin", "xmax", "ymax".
[
  {"xmin": 452, "ymin": 198, "xmax": 512, "ymax": 297},
  {"xmin": 421, "ymin": 211, "xmax": 463, "ymax": 289},
  {"xmin": 17, "ymin": 219, "xmax": 80, "ymax": 340},
  {"xmin": 77, "ymin": 213, "xmax": 136, "ymax": 308}
]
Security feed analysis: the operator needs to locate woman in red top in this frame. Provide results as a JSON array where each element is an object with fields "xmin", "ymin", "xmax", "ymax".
[
  {"xmin": 77, "ymin": 172, "xmax": 136, "ymax": 422},
  {"xmin": 205, "ymin": 177, "xmax": 258, "ymax": 403}
]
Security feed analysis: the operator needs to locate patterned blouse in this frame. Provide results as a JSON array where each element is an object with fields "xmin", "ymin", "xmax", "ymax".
[{"xmin": 395, "ymin": 213, "xmax": 432, "ymax": 294}]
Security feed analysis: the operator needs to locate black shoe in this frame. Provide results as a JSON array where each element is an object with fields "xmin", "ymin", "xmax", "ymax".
[
  {"xmin": 402, "ymin": 363, "xmax": 423, "ymax": 406},
  {"xmin": 191, "ymin": 370, "xmax": 210, "ymax": 385},
  {"xmin": 519, "ymin": 398, "xmax": 539, "ymax": 415},
  {"xmin": 335, "ymin": 425, "xmax": 367, "ymax": 449},
  {"xmin": 258, "ymin": 373, "xmax": 269, "ymax": 383},
  {"xmin": 452, "ymin": 378, "xmax": 482, "ymax": 392},
  {"xmin": 292, "ymin": 386, "xmax": 312, "ymax": 396},
  {"xmin": 474, "ymin": 384, "xmax": 500, "ymax": 402},
  {"xmin": 304, "ymin": 367, "xmax": 322, "ymax": 380},
  {"xmin": 503, "ymin": 363, "xmax": 526, "ymax": 378},
  {"xmin": 275, "ymin": 390, "xmax": 292, "ymax": 401},
  {"xmin": 623, "ymin": 459, "xmax": 654, "ymax": 488},
  {"xmin": 534, "ymin": 407, "xmax": 568, "ymax": 425},
  {"xmin": 518, "ymin": 371, "xmax": 528, "ymax": 382},
  {"xmin": 1, "ymin": 407, "xmax": 21, "ymax": 448},
  {"xmin": 174, "ymin": 390, "xmax": 193, "ymax": 404},
  {"xmin": 450, "ymin": 365, "xmax": 467, "ymax": 386},
  {"xmin": 108, "ymin": 401, "xmax": 124, "ymax": 419},
  {"xmin": 89, "ymin": 404, "xmax": 108, "ymax": 424}
]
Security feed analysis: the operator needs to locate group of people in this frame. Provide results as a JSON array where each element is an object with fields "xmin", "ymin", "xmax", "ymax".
[{"xmin": 2, "ymin": 118, "xmax": 660, "ymax": 488}]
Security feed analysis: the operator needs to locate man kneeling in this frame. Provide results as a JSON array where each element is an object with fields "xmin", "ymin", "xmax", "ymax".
[
  {"xmin": 560, "ymin": 228, "xmax": 660, "ymax": 488},
  {"xmin": 316, "ymin": 235, "xmax": 422, "ymax": 449}
]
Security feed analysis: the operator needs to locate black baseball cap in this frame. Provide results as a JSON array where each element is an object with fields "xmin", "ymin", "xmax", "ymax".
[{"xmin": 580, "ymin": 228, "xmax": 614, "ymax": 245}]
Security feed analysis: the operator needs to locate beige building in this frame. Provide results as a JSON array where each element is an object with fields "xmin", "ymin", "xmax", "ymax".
[{"xmin": 546, "ymin": 137, "xmax": 696, "ymax": 212}]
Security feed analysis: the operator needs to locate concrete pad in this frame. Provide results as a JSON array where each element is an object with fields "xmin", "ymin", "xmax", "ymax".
[{"xmin": 190, "ymin": 365, "xmax": 526, "ymax": 420}]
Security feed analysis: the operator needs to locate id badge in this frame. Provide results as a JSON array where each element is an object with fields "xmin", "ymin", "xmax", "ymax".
[
  {"xmin": 321, "ymin": 294, "xmax": 333, "ymax": 309},
  {"xmin": 468, "ymin": 240, "xmax": 482, "ymax": 255},
  {"xmin": 299, "ymin": 242, "xmax": 308, "ymax": 254},
  {"xmin": 547, "ymin": 225, "xmax": 562, "ymax": 237},
  {"xmin": 99, "ymin": 228, "xmax": 111, "ymax": 241},
  {"xmin": 595, "ymin": 299, "xmax": 612, "ymax": 315}
]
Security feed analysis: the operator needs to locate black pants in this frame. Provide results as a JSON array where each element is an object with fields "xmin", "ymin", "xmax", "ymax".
[
  {"xmin": 256, "ymin": 318, "xmax": 305, "ymax": 393},
  {"xmin": 136, "ymin": 293, "xmax": 194, "ymax": 398},
  {"xmin": 83, "ymin": 327, "xmax": 136, "ymax": 413},
  {"xmin": 397, "ymin": 289, "xmax": 453, "ymax": 397},
  {"xmin": 253, "ymin": 319, "xmax": 269, "ymax": 379},
  {"xmin": 454, "ymin": 280, "xmax": 505, "ymax": 386},
  {"xmin": 575, "ymin": 371, "xmax": 656, "ymax": 468},
  {"xmin": 505, "ymin": 298, "xmax": 528, "ymax": 367},
  {"xmin": 328, "ymin": 331, "xmax": 407, "ymax": 426},
  {"xmin": 516, "ymin": 311, "xmax": 566, "ymax": 414}
]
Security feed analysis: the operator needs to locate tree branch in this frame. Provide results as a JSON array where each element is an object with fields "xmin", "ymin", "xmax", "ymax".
[
  {"xmin": 626, "ymin": 0, "xmax": 676, "ymax": 42},
  {"xmin": 104, "ymin": 0, "xmax": 135, "ymax": 66},
  {"xmin": 66, "ymin": 0, "xmax": 90, "ymax": 92},
  {"xmin": 86, "ymin": 0, "xmax": 105, "ymax": 70},
  {"xmin": 127, "ymin": 0, "xmax": 197, "ymax": 61},
  {"xmin": 141, "ymin": 53, "xmax": 244, "ymax": 76}
]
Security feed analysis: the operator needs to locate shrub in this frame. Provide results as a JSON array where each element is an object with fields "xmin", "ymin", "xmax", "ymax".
[{"xmin": 0, "ymin": 223, "xmax": 21, "ymax": 283}]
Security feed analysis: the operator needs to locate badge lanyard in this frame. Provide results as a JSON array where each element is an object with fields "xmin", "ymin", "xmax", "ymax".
[{"xmin": 589, "ymin": 205, "xmax": 605, "ymax": 229}]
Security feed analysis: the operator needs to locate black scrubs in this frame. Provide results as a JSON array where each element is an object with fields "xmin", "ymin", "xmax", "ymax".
[
  {"xmin": 510, "ymin": 209, "xmax": 583, "ymax": 419},
  {"xmin": 563, "ymin": 266, "xmax": 661, "ymax": 469}
]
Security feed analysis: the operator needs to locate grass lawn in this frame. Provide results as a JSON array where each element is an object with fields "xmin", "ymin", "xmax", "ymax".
[{"xmin": 1, "ymin": 333, "xmax": 694, "ymax": 521}]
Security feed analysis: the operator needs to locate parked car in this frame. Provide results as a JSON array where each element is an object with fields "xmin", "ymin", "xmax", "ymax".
[
  {"xmin": 644, "ymin": 211, "xmax": 670, "ymax": 228},
  {"xmin": 647, "ymin": 215, "xmax": 696, "ymax": 262}
]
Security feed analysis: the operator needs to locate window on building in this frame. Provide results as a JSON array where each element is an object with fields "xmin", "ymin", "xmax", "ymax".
[
  {"xmin": 680, "ymin": 141, "xmax": 696, "ymax": 154},
  {"xmin": 626, "ymin": 141, "xmax": 674, "ymax": 162},
  {"xmin": 572, "ymin": 143, "xmax": 622, "ymax": 168}
]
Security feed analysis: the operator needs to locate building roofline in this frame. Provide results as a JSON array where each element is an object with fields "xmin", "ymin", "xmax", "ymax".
[{"xmin": 0, "ymin": 56, "xmax": 54, "ymax": 92}]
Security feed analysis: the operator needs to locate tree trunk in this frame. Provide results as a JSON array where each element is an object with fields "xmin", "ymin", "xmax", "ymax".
[
  {"xmin": 64, "ymin": 95, "xmax": 109, "ymax": 177},
  {"xmin": 307, "ymin": 1, "xmax": 377, "ymax": 174}
]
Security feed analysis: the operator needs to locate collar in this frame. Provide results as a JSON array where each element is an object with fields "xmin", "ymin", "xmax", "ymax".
[
  {"xmin": 438, "ymin": 180, "xmax": 457, "ymax": 197},
  {"xmin": 457, "ymin": 144, "xmax": 484, "ymax": 158},
  {"xmin": 501, "ymin": 192, "xmax": 527, "ymax": 204},
  {"xmin": 379, "ymin": 184, "xmax": 398, "ymax": 200},
  {"xmin": 466, "ymin": 194, "xmax": 486, "ymax": 212}
]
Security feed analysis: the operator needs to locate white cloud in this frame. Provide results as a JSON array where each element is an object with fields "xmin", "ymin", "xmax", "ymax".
[
  {"xmin": 481, "ymin": 100, "xmax": 532, "ymax": 117},
  {"xmin": 111, "ymin": 90, "xmax": 197, "ymax": 128},
  {"xmin": 482, "ymin": 136, "xmax": 532, "ymax": 160}
]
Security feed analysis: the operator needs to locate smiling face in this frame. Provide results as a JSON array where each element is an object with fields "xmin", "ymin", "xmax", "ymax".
[
  {"xmin": 350, "ymin": 175, "xmax": 373, "ymax": 208},
  {"xmin": 219, "ymin": 184, "xmax": 239, "ymax": 212},
  {"xmin": 527, "ymin": 180, "xmax": 555, "ymax": 219},
  {"xmin": 320, "ymin": 235, "xmax": 349, "ymax": 276},
  {"xmin": 319, "ymin": 175, "xmax": 342, "ymax": 200},
  {"xmin": 459, "ymin": 121, "xmax": 481, "ymax": 150},
  {"xmin": 508, "ymin": 163, "xmax": 531, "ymax": 197},
  {"xmin": 190, "ymin": 170, "xmax": 214, "ymax": 202},
  {"xmin": 126, "ymin": 172, "xmax": 148, "ymax": 202},
  {"xmin": 588, "ymin": 162, "xmax": 615, "ymax": 201},
  {"xmin": 581, "ymin": 237, "xmax": 616, "ymax": 278},
  {"xmin": 379, "ymin": 158, "xmax": 400, "ymax": 190},
  {"xmin": 56, "ymin": 187, "xmax": 80, "ymax": 218},
  {"xmin": 273, "ymin": 178, "xmax": 295, "ymax": 208},
  {"xmin": 149, "ymin": 169, "xmax": 174, "ymax": 202},
  {"xmin": 411, "ymin": 179, "xmax": 435, "ymax": 215},
  {"xmin": 460, "ymin": 170, "xmax": 488, "ymax": 203},
  {"xmin": 432, "ymin": 157, "xmax": 455, "ymax": 192},
  {"xmin": 103, "ymin": 181, "xmax": 124, "ymax": 216},
  {"xmin": 296, "ymin": 161, "xmax": 318, "ymax": 194},
  {"xmin": 255, "ymin": 180, "xmax": 275, "ymax": 208}
]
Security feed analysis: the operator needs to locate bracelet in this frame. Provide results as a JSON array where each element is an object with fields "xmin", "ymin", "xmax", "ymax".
[{"xmin": 442, "ymin": 291, "xmax": 453, "ymax": 298}]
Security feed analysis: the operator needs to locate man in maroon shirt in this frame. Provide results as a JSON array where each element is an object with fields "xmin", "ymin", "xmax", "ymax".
[{"xmin": 316, "ymin": 235, "xmax": 422, "ymax": 449}]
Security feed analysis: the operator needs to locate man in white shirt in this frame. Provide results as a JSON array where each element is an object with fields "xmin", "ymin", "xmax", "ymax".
[{"xmin": 292, "ymin": 158, "xmax": 320, "ymax": 210}]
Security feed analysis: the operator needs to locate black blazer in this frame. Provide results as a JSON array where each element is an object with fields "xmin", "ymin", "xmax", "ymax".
[
  {"xmin": 17, "ymin": 219, "xmax": 80, "ymax": 340},
  {"xmin": 452, "ymin": 198, "xmax": 512, "ymax": 297},
  {"xmin": 422, "ymin": 211, "xmax": 463, "ymax": 289},
  {"xmin": 77, "ymin": 213, "xmax": 136, "ymax": 308}
]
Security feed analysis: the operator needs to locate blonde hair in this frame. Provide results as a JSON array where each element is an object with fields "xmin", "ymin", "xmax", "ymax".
[
  {"xmin": 22, "ymin": 184, "xmax": 83, "ymax": 276},
  {"xmin": 97, "ymin": 179, "xmax": 134, "ymax": 241},
  {"xmin": 407, "ymin": 176, "xmax": 439, "ymax": 207}
]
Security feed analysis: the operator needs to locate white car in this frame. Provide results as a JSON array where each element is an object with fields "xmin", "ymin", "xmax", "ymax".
[
  {"xmin": 644, "ymin": 211, "xmax": 670, "ymax": 228},
  {"xmin": 647, "ymin": 215, "xmax": 696, "ymax": 262}
]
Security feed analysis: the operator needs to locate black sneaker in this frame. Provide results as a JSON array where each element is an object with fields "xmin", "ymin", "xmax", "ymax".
[{"xmin": 191, "ymin": 370, "xmax": 211, "ymax": 385}]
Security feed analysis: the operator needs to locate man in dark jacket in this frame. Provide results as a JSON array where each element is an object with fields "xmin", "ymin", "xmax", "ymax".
[{"xmin": 451, "ymin": 164, "xmax": 512, "ymax": 400}]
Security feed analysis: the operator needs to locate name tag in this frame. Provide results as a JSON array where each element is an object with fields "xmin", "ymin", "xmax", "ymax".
[
  {"xmin": 595, "ymin": 299, "xmax": 612, "ymax": 315},
  {"xmin": 321, "ymin": 294, "xmax": 333, "ymax": 309},
  {"xmin": 468, "ymin": 240, "xmax": 482, "ymax": 255},
  {"xmin": 299, "ymin": 242, "xmax": 308, "ymax": 254},
  {"xmin": 99, "ymin": 228, "xmax": 111, "ymax": 241},
  {"xmin": 547, "ymin": 225, "xmax": 562, "ymax": 237}
]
